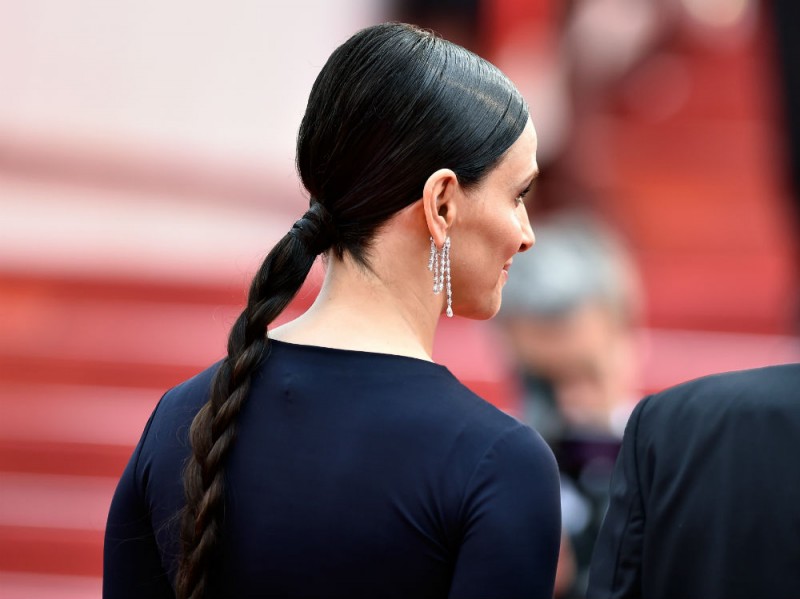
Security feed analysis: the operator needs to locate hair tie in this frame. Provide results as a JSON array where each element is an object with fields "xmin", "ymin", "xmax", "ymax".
[{"xmin": 289, "ymin": 200, "xmax": 337, "ymax": 255}]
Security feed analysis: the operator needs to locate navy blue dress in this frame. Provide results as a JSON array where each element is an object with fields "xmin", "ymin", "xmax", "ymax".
[{"xmin": 104, "ymin": 340, "xmax": 561, "ymax": 598}]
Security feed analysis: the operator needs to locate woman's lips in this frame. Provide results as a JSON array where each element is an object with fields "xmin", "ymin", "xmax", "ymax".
[{"xmin": 501, "ymin": 261, "xmax": 512, "ymax": 282}]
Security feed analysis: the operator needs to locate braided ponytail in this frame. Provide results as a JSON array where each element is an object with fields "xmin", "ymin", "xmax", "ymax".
[{"xmin": 176, "ymin": 203, "xmax": 334, "ymax": 599}]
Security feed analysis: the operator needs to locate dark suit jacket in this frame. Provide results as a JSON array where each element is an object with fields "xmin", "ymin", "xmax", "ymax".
[{"xmin": 588, "ymin": 364, "xmax": 800, "ymax": 599}]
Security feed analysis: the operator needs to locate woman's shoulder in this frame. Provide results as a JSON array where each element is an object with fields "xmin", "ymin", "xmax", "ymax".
[
  {"xmin": 158, "ymin": 361, "xmax": 221, "ymax": 415},
  {"xmin": 137, "ymin": 361, "xmax": 221, "ymax": 453},
  {"xmin": 450, "ymin": 392, "xmax": 556, "ymax": 475},
  {"xmin": 378, "ymin": 358, "xmax": 555, "ymax": 473}
]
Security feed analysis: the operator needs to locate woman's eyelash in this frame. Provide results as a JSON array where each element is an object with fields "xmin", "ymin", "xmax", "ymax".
[{"xmin": 516, "ymin": 185, "xmax": 532, "ymax": 202}]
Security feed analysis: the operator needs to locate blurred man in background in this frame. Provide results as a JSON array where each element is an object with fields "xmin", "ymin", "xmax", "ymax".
[{"xmin": 497, "ymin": 211, "xmax": 643, "ymax": 598}]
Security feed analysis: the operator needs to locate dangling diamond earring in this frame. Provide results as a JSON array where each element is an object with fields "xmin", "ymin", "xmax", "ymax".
[
  {"xmin": 443, "ymin": 237, "xmax": 452, "ymax": 318},
  {"xmin": 428, "ymin": 236, "xmax": 453, "ymax": 318},
  {"xmin": 429, "ymin": 236, "xmax": 439, "ymax": 293}
]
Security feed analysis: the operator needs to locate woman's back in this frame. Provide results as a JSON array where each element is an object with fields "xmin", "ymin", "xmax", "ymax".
[{"xmin": 105, "ymin": 340, "xmax": 560, "ymax": 598}]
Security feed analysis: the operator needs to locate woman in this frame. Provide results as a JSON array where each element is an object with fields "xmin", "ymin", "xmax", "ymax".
[{"xmin": 104, "ymin": 22, "xmax": 560, "ymax": 599}]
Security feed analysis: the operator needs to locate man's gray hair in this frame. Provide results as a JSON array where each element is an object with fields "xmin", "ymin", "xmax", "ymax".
[{"xmin": 500, "ymin": 211, "xmax": 640, "ymax": 323}]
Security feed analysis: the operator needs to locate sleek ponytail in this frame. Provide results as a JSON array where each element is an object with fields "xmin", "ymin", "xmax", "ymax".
[{"xmin": 176, "ymin": 22, "xmax": 529, "ymax": 598}]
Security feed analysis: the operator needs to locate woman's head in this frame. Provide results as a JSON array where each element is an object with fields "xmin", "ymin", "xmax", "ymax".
[{"xmin": 296, "ymin": 22, "xmax": 530, "ymax": 266}]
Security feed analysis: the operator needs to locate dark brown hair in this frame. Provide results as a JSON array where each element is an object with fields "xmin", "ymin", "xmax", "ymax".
[{"xmin": 176, "ymin": 22, "xmax": 528, "ymax": 598}]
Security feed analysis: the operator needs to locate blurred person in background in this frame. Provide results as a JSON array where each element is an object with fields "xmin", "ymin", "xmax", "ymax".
[
  {"xmin": 104, "ymin": 22, "xmax": 561, "ymax": 599},
  {"xmin": 497, "ymin": 211, "xmax": 643, "ymax": 598},
  {"xmin": 588, "ymin": 364, "xmax": 800, "ymax": 599},
  {"xmin": 771, "ymin": 1, "xmax": 800, "ymax": 200},
  {"xmin": 771, "ymin": 0, "xmax": 800, "ymax": 304}
]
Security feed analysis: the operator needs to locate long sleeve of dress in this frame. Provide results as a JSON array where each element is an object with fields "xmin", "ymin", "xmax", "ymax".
[
  {"xmin": 447, "ymin": 424, "xmax": 562, "ymax": 599},
  {"xmin": 586, "ymin": 397, "xmax": 650, "ymax": 599},
  {"xmin": 103, "ymin": 406, "xmax": 175, "ymax": 599}
]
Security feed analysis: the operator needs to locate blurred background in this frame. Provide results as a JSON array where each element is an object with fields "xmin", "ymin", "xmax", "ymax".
[{"xmin": 1, "ymin": 0, "xmax": 798, "ymax": 597}]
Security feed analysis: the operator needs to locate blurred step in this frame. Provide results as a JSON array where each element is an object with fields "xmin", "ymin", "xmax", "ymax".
[
  {"xmin": 0, "ymin": 526, "xmax": 103, "ymax": 578},
  {"xmin": 642, "ymin": 328, "xmax": 800, "ymax": 391},
  {"xmin": 0, "ymin": 473, "xmax": 114, "ymax": 532},
  {"xmin": 0, "ymin": 440, "xmax": 131, "ymax": 479},
  {"xmin": 0, "ymin": 473, "xmax": 115, "ymax": 578},
  {"xmin": 0, "ymin": 383, "xmax": 157, "ymax": 479},
  {"xmin": 0, "ymin": 384, "xmax": 162, "ymax": 447},
  {"xmin": 0, "ymin": 571, "xmax": 101, "ymax": 599}
]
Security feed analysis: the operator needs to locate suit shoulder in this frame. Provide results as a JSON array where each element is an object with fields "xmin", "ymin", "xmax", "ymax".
[{"xmin": 639, "ymin": 363, "xmax": 800, "ymax": 424}]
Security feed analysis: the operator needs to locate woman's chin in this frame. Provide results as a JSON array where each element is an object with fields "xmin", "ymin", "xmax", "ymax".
[{"xmin": 451, "ymin": 297, "xmax": 502, "ymax": 321}]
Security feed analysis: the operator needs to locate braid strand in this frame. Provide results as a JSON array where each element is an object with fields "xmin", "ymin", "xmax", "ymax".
[{"xmin": 176, "ymin": 226, "xmax": 323, "ymax": 598}]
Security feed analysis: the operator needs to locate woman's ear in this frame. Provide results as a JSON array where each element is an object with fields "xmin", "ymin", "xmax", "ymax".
[{"xmin": 422, "ymin": 168, "xmax": 459, "ymax": 248}]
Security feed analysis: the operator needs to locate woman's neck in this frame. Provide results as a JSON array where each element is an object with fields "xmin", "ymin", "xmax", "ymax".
[{"xmin": 269, "ymin": 249, "xmax": 442, "ymax": 361}]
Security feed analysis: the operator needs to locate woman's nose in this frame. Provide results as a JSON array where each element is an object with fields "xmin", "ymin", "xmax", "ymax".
[{"xmin": 518, "ymin": 210, "xmax": 535, "ymax": 253}]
